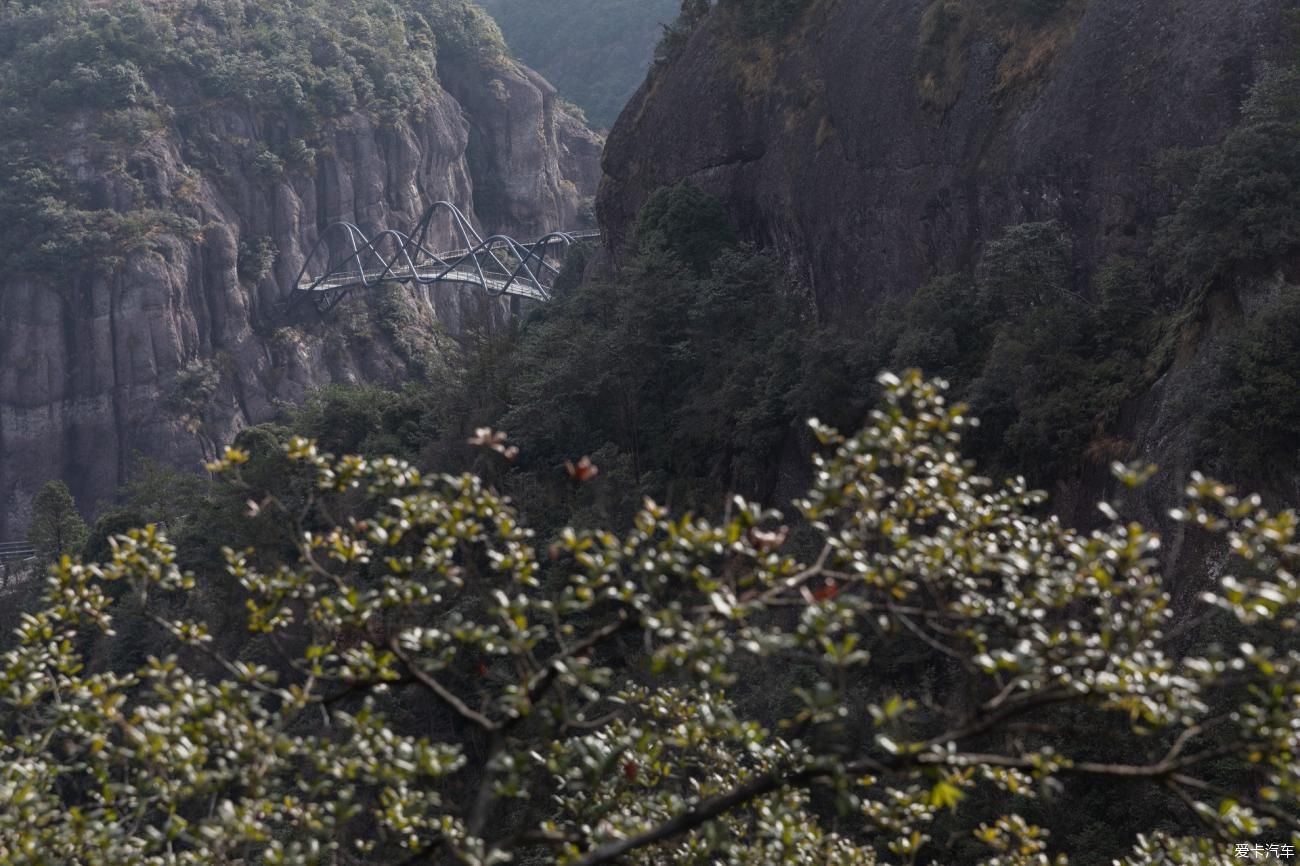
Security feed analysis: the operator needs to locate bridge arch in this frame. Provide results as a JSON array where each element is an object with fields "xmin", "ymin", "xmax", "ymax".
[{"xmin": 289, "ymin": 202, "xmax": 598, "ymax": 313}]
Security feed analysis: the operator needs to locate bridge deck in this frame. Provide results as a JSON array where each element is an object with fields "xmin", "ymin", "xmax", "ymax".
[{"xmin": 299, "ymin": 265, "xmax": 549, "ymax": 301}]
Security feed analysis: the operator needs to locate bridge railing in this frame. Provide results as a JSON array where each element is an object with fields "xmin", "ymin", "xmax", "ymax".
[
  {"xmin": 289, "ymin": 202, "xmax": 600, "ymax": 313},
  {"xmin": 0, "ymin": 541, "xmax": 35, "ymax": 562}
]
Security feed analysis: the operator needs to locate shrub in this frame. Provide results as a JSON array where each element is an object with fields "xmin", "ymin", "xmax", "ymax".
[
  {"xmin": 251, "ymin": 149, "xmax": 285, "ymax": 178},
  {"xmin": 888, "ymin": 273, "xmax": 988, "ymax": 382},
  {"xmin": 975, "ymin": 220, "xmax": 1075, "ymax": 316},
  {"xmin": 633, "ymin": 182, "xmax": 737, "ymax": 274},
  {"xmin": 237, "ymin": 237, "xmax": 278, "ymax": 282},
  {"xmin": 426, "ymin": 0, "xmax": 508, "ymax": 59},
  {"xmin": 162, "ymin": 359, "xmax": 221, "ymax": 429}
]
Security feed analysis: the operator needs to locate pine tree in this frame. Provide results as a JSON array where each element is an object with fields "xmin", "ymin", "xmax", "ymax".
[{"xmin": 27, "ymin": 479, "xmax": 88, "ymax": 564}]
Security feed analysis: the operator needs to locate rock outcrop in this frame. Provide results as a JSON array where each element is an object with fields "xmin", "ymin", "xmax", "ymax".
[
  {"xmin": 596, "ymin": 0, "xmax": 1296, "ymax": 586},
  {"xmin": 0, "ymin": 55, "xmax": 601, "ymax": 538},
  {"xmin": 599, "ymin": 0, "xmax": 1290, "ymax": 316}
]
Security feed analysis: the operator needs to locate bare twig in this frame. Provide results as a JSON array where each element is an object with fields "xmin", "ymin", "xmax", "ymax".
[
  {"xmin": 389, "ymin": 639, "xmax": 497, "ymax": 732},
  {"xmin": 505, "ymin": 613, "xmax": 634, "ymax": 736},
  {"xmin": 891, "ymin": 606, "xmax": 974, "ymax": 669}
]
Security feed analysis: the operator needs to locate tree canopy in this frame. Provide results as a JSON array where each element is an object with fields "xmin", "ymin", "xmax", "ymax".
[
  {"xmin": 1, "ymin": 372, "xmax": 1296, "ymax": 864},
  {"xmin": 26, "ymin": 479, "xmax": 88, "ymax": 567},
  {"xmin": 0, "ymin": 0, "xmax": 505, "ymax": 272}
]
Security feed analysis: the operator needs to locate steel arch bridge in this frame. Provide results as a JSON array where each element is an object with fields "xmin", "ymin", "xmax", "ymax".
[{"xmin": 289, "ymin": 201, "xmax": 599, "ymax": 313}]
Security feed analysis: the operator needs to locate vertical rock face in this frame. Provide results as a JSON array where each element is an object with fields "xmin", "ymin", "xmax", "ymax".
[
  {"xmin": 598, "ymin": 0, "xmax": 1290, "ymax": 316},
  {"xmin": 0, "ymin": 57, "xmax": 602, "ymax": 538},
  {"xmin": 596, "ymin": 0, "xmax": 1297, "ymax": 586},
  {"xmin": 443, "ymin": 57, "xmax": 604, "ymax": 233}
]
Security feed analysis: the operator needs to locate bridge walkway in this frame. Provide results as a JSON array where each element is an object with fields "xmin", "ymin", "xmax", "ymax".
[{"xmin": 289, "ymin": 201, "xmax": 598, "ymax": 313}]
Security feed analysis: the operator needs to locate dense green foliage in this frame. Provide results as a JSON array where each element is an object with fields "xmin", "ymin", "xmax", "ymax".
[
  {"xmin": 1155, "ymin": 63, "xmax": 1300, "ymax": 295},
  {"xmin": 5, "ymin": 10, "xmax": 1300, "ymax": 844},
  {"xmin": 1160, "ymin": 49, "xmax": 1300, "ymax": 473},
  {"xmin": 0, "ymin": 0, "xmax": 503, "ymax": 272},
  {"xmin": 861, "ymin": 43, "xmax": 1300, "ymax": 488},
  {"xmin": 894, "ymin": 38, "xmax": 1300, "ymax": 485},
  {"xmin": 505, "ymin": 246, "xmax": 804, "ymax": 522},
  {"xmin": 1201, "ymin": 288, "xmax": 1300, "ymax": 475},
  {"xmin": 82, "ymin": 380, "xmax": 483, "ymax": 580},
  {"xmin": 867, "ymin": 222, "xmax": 1158, "ymax": 483},
  {"xmin": 22, "ymin": 184, "xmax": 1292, "ymax": 865},
  {"xmin": 0, "ymin": 0, "xmax": 503, "ymax": 126},
  {"xmin": 631, "ymin": 182, "xmax": 737, "ymax": 271},
  {"xmin": 967, "ymin": 236, "xmax": 1153, "ymax": 480},
  {"xmin": 3, "ymin": 373, "xmax": 1298, "ymax": 864},
  {"xmin": 0, "ymin": 160, "xmax": 201, "ymax": 274},
  {"xmin": 74, "ymin": 184, "xmax": 841, "ymax": 567},
  {"xmin": 501, "ymin": 184, "xmax": 839, "ymax": 529},
  {"xmin": 478, "ymin": 0, "xmax": 677, "ymax": 128}
]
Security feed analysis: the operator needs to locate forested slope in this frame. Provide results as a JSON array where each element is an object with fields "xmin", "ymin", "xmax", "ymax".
[{"xmin": 599, "ymin": 0, "xmax": 1300, "ymax": 570}]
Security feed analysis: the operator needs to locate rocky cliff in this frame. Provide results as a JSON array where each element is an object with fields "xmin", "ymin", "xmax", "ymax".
[
  {"xmin": 597, "ymin": 0, "xmax": 1298, "ymax": 585},
  {"xmin": 600, "ymin": 0, "xmax": 1290, "ymax": 314},
  {"xmin": 0, "ymin": 33, "xmax": 601, "ymax": 538}
]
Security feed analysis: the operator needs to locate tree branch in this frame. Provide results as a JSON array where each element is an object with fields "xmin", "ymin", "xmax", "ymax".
[
  {"xmin": 890, "ymin": 605, "xmax": 975, "ymax": 669},
  {"xmin": 504, "ymin": 613, "xmax": 634, "ymax": 736},
  {"xmin": 919, "ymin": 686, "xmax": 1075, "ymax": 750},
  {"xmin": 568, "ymin": 762, "xmax": 831, "ymax": 866},
  {"xmin": 1171, "ymin": 773, "xmax": 1300, "ymax": 832},
  {"xmin": 389, "ymin": 639, "xmax": 498, "ymax": 732}
]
